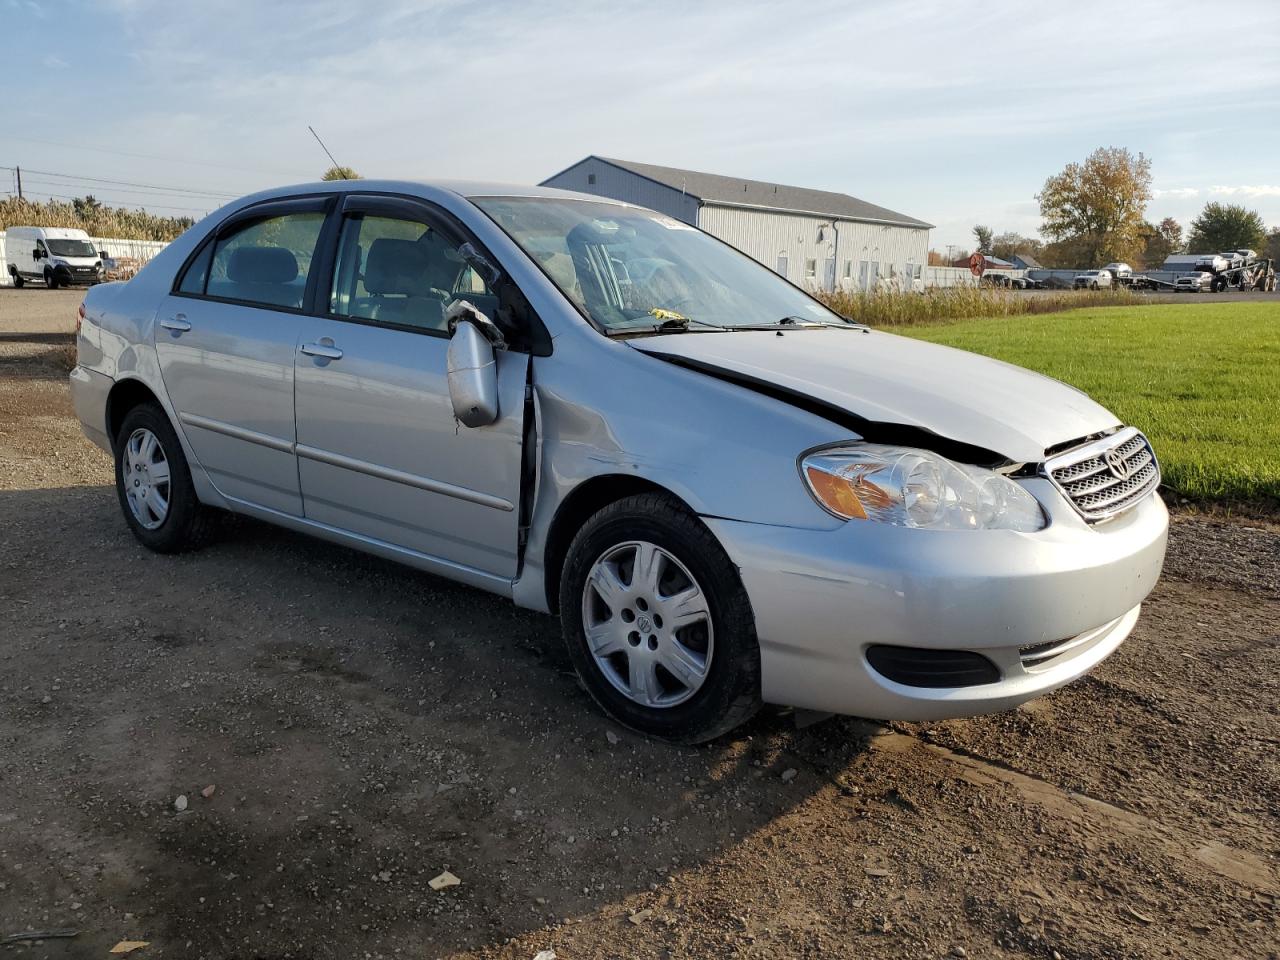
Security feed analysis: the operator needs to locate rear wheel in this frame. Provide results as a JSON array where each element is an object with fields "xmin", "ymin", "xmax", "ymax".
[
  {"xmin": 1090, "ymin": 281, "xmax": 1099, "ymax": 290},
  {"xmin": 114, "ymin": 403, "xmax": 216, "ymax": 553},
  {"xmin": 559, "ymin": 493, "xmax": 761, "ymax": 743},
  {"xmin": 10, "ymin": 272, "xmax": 23, "ymax": 289}
]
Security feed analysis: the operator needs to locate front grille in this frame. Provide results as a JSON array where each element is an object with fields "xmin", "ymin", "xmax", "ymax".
[{"xmin": 1045, "ymin": 427, "xmax": 1160, "ymax": 522}]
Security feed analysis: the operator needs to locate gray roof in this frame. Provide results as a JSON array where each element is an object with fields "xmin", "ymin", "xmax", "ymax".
[{"xmin": 563, "ymin": 156, "xmax": 932, "ymax": 229}]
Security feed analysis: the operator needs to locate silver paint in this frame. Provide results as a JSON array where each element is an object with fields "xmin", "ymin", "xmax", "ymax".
[{"xmin": 70, "ymin": 178, "xmax": 1170, "ymax": 722}]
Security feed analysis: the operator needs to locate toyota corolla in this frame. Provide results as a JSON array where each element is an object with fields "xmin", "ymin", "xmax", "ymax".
[{"xmin": 70, "ymin": 180, "xmax": 1168, "ymax": 742}]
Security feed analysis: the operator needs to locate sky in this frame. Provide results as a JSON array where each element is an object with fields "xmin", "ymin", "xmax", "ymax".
[{"xmin": 4, "ymin": 0, "xmax": 1280, "ymax": 250}]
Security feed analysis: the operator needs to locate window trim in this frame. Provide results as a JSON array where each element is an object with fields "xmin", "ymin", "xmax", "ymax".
[{"xmin": 170, "ymin": 195, "xmax": 336, "ymax": 315}]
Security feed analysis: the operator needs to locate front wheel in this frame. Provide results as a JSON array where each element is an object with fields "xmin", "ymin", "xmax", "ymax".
[
  {"xmin": 45, "ymin": 270, "xmax": 58, "ymax": 290},
  {"xmin": 114, "ymin": 403, "xmax": 216, "ymax": 553},
  {"xmin": 559, "ymin": 493, "xmax": 761, "ymax": 743}
]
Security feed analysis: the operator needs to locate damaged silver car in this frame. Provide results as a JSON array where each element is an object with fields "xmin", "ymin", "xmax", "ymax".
[{"xmin": 71, "ymin": 181, "xmax": 1168, "ymax": 742}]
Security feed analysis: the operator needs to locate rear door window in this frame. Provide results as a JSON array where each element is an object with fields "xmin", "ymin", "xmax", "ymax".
[{"xmin": 205, "ymin": 212, "xmax": 327, "ymax": 310}]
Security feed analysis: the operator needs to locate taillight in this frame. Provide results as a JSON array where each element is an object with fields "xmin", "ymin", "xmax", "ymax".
[{"xmin": 77, "ymin": 302, "xmax": 85, "ymax": 334}]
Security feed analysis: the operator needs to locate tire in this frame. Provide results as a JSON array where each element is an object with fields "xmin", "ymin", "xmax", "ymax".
[
  {"xmin": 11, "ymin": 272, "xmax": 23, "ymax": 289},
  {"xmin": 113, "ymin": 403, "xmax": 216, "ymax": 553},
  {"xmin": 559, "ymin": 493, "xmax": 761, "ymax": 743},
  {"xmin": 45, "ymin": 270, "xmax": 58, "ymax": 290},
  {"xmin": 1090, "ymin": 282, "xmax": 1099, "ymax": 290}
]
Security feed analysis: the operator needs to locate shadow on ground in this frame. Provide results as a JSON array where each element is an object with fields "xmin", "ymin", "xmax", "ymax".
[{"xmin": 0, "ymin": 484, "xmax": 870, "ymax": 958}]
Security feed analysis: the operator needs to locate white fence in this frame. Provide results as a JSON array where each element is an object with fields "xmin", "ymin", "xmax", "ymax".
[
  {"xmin": 924, "ymin": 266, "xmax": 1024, "ymax": 288},
  {"xmin": 0, "ymin": 233, "xmax": 169, "ymax": 286}
]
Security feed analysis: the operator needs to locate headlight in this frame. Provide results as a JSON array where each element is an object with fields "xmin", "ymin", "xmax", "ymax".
[{"xmin": 801, "ymin": 444, "xmax": 1046, "ymax": 532}]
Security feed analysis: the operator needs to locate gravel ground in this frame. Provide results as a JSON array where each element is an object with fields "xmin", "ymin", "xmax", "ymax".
[{"xmin": 1, "ymin": 289, "xmax": 1277, "ymax": 960}]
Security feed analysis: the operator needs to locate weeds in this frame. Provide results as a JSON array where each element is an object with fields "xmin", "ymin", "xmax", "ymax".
[{"xmin": 814, "ymin": 286, "xmax": 1147, "ymax": 327}]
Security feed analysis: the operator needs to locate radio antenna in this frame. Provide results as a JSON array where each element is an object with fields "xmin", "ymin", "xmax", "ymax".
[{"xmin": 308, "ymin": 125, "xmax": 347, "ymax": 177}]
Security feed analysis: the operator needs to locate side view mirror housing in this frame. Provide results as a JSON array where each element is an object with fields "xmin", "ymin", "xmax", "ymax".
[
  {"xmin": 99, "ymin": 250, "xmax": 109, "ymax": 260},
  {"xmin": 446, "ymin": 301, "xmax": 503, "ymax": 428},
  {"xmin": 33, "ymin": 248, "xmax": 43, "ymax": 260}
]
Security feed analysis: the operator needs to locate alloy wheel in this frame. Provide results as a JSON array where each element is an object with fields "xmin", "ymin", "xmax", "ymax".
[
  {"xmin": 580, "ymin": 540, "xmax": 714, "ymax": 708},
  {"xmin": 123, "ymin": 427, "xmax": 171, "ymax": 530}
]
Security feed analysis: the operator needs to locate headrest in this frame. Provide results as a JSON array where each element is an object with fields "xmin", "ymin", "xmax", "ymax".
[
  {"xmin": 227, "ymin": 246, "xmax": 298, "ymax": 284},
  {"xmin": 364, "ymin": 238, "xmax": 438, "ymax": 296}
]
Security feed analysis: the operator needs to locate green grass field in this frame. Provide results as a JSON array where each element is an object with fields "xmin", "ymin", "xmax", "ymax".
[{"xmin": 900, "ymin": 302, "xmax": 1280, "ymax": 508}]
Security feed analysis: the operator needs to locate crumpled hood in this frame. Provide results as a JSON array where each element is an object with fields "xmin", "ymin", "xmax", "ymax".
[{"xmin": 630, "ymin": 328, "xmax": 1120, "ymax": 463}]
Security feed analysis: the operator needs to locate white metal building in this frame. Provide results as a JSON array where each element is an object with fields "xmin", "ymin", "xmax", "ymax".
[{"xmin": 541, "ymin": 156, "xmax": 932, "ymax": 292}]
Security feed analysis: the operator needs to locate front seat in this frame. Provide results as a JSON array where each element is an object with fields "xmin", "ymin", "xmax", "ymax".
[{"xmin": 358, "ymin": 238, "xmax": 448, "ymax": 330}]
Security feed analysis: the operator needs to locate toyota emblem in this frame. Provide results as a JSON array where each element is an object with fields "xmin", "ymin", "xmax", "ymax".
[{"xmin": 1104, "ymin": 448, "xmax": 1132, "ymax": 480}]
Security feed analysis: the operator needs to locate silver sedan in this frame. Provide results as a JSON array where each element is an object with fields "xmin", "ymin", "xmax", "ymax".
[{"xmin": 71, "ymin": 180, "xmax": 1168, "ymax": 742}]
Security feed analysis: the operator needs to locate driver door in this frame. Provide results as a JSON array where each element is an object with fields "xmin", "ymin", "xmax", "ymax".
[{"xmin": 293, "ymin": 195, "xmax": 528, "ymax": 581}]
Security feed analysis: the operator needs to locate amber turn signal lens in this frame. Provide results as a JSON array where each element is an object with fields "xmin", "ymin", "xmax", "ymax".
[{"xmin": 805, "ymin": 465, "xmax": 868, "ymax": 520}]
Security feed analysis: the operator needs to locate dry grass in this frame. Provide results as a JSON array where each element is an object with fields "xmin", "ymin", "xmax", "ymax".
[{"xmin": 814, "ymin": 286, "xmax": 1147, "ymax": 327}]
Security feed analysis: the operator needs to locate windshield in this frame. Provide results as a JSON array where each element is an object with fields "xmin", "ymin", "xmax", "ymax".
[
  {"xmin": 45, "ymin": 238, "xmax": 98, "ymax": 258},
  {"xmin": 473, "ymin": 197, "xmax": 845, "ymax": 332}
]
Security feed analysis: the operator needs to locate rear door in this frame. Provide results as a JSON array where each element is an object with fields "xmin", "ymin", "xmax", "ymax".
[
  {"xmin": 154, "ymin": 197, "xmax": 332, "ymax": 515},
  {"xmin": 292, "ymin": 195, "xmax": 528, "ymax": 579}
]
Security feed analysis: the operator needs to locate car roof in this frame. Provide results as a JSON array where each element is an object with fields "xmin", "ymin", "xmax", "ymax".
[{"xmin": 237, "ymin": 178, "xmax": 622, "ymax": 206}]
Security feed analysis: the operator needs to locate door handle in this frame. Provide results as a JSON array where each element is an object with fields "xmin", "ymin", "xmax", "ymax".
[
  {"xmin": 160, "ymin": 315, "xmax": 191, "ymax": 333},
  {"xmin": 300, "ymin": 341, "xmax": 343, "ymax": 360}
]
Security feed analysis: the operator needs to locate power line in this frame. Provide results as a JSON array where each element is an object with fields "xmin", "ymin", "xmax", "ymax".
[
  {"xmin": 16, "ymin": 190, "xmax": 213, "ymax": 214},
  {"xmin": 0, "ymin": 165, "xmax": 238, "ymax": 199},
  {"xmin": 0, "ymin": 134, "xmax": 305, "ymax": 178},
  {"xmin": 17, "ymin": 176, "xmax": 234, "ymax": 204}
]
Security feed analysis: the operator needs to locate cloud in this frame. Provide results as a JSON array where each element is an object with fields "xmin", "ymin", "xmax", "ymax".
[
  {"xmin": 42, "ymin": 54, "xmax": 68, "ymax": 69},
  {"xmin": 1209, "ymin": 185, "xmax": 1280, "ymax": 198},
  {"xmin": 1154, "ymin": 188, "xmax": 1199, "ymax": 199}
]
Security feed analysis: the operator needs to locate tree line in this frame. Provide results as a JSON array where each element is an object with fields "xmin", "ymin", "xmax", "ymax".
[
  {"xmin": 936, "ymin": 147, "xmax": 1277, "ymax": 270},
  {"xmin": 0, "ymin": 195, "xmax": 196, "ymax": 242}
]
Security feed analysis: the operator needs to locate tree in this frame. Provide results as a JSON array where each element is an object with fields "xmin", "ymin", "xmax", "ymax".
[
  {"xmin": 1037, "ymin": 147, "xmax": 1152, "ymax": 267},
  {"xmin": 991, "ymin": 232, "xmax": 1042, "ymax": 263},
  {"xmin": 72, "ymin": 195, "xmax": 102, "ymax": 218},
  {"xmin": 1187, "ymin": 202, "xmax": 1266, "ymax": 253},
  {"xmin": 972, "ymin": 225, "xmax": 993, "ymax": 254},
  {"xmin": 1139, "ymin": 217, "xmax": 1183, "ymax": 268},
  {"xmin": 321, "ymin": 165, "xmax": 361, "ymax": 181},
  {"xmin": 1265, "ymin": 229, "xmax": 1280, "ymax": 264}
]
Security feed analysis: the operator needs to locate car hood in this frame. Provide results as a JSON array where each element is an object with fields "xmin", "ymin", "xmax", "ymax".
[{"xmin": 629, "ymin": 328, "xmax": 1120, "ymax": 463}]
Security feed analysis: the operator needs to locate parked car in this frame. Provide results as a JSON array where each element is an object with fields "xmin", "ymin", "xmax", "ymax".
[
  {"xmin": 979, "ymin": 273, "xmax": 1012, "ymax": 288},
  {"xmin": 1194, "ymin": 254, "xmax": 1229, "ymax": 274},
  {"xmin": 1102, "ymin": 262, "xmax": 1133, "ymax": 279},
  {"xmin": 70, "ymin": 180, "xmax": 1169, "ymax": 742},
  {"xmin": 1073, "ymin": 269, "xmax": 1112, "ymax": 289},
  {"xmin": 1217, "ymin": 251, "xmax": 1246, "ymax": 270},
  {"xmin": 5, "ymin": 226, "xmax": 107, "ymax": 289},
  {"xmin": 1175, "ymin": 271, "xmax": 1212, "ymax": 293}
]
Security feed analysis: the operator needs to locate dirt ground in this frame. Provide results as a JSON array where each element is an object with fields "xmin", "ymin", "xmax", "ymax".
[{"xmin": 1, "ymin": 289, "xmax": 1277, "ymax": 960}]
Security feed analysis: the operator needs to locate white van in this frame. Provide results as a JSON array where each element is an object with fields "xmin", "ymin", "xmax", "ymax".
[{"xmin": 4, "ymin": 226, "xmax": 106, "ymax": 289}]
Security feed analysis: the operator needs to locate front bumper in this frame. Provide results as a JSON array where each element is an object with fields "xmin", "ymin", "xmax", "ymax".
[
  {"xmin": 705, "ymin": 479, "xmax": 1168, "ymax": 720},
  {"xmin": 52, "ymin": 266, "xmax": 105, "ymax": 286}
]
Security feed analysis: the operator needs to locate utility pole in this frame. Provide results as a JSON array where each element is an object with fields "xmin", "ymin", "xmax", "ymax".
[{"xmin": 15, "ymin": 166, "xmax": 22, "ymax": 200}]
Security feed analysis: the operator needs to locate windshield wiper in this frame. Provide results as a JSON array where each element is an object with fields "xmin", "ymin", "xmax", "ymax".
[
  {"xmin": 607, "ymin": 310, "xmax": 726, "ymax": 337},
  {"xmin": 745, "ymin": 315, "xmax": 867, "ymax": 330}
]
